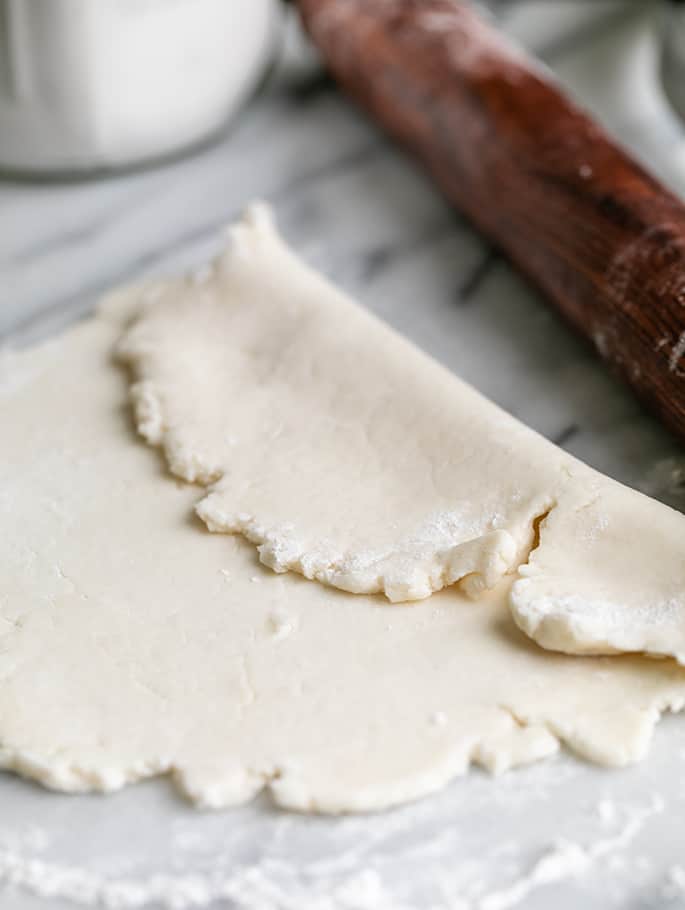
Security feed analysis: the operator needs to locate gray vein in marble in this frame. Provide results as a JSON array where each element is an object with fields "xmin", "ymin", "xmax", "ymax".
[
  {"xmin": 280, "ymin": 70, "xmax": 337, "ymax": 105},
  {"xmin": 551, "ymin": 424, "xmax": 580, "ymax": 449},
  {"xmin": 535, "ymin": 3, "xmax": 636, "ymax": 64},
  {"xmin": 272, "ymin": 138, "xmax": 386, "ymax": 204},
  {"xmin": 457, "ymin": 247, "xmax": 500, "ymax": 304},
  {"xmin": 354, "ymin": 215, "xmax": 458, "ymax": 283}
]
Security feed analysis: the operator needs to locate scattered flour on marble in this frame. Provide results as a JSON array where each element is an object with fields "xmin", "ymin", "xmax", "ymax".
[
  {"xmin": 0, "ymin": 796, "xmax": 665, "ymax": 910},
  {"xmin": 0, "ymin": 849, "xmax": 420, "ymax": 910},
  {"xmin": 475, "ymin": 797, "xmax": 663, "ymax": 910},
  {"xmin": 0, "ymin": 849, "xmax": 363, "ymax": 910}
]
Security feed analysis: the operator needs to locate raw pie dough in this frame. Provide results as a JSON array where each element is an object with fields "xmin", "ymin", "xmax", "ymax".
[
  {"xmin": 0, "ymin": 206, "xmax": 684, "ymax": 812},
  {"xmin": 117, "ymin": 205, "xmax": 685, "ymax": 663}
]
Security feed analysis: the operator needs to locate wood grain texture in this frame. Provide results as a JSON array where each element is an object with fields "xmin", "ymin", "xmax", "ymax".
[{"xmin": 297, "ymin": 0, "xmax": 685, "ymax": 443}]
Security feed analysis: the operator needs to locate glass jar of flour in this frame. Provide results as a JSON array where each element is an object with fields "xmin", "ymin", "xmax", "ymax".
[{"xmin": 0, "ymin": 0, "xmax": 280, "ymax": 175}]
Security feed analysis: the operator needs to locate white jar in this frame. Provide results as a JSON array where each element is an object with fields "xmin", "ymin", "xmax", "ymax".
[
  {"xmin": 0, "ymin": 0, "xmax": 280, "ymax": 174},
  {"xmin": 661, "ymin": 0, "xmax": 685, "ymax": 128}
]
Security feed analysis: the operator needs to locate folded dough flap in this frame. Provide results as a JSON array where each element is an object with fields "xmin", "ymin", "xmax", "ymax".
[
  {"xmin": 115, "ymin": 203, "xmax": 568, "ymax": 602},
  {"xmin": 114, "ymin": 203, "xmax": 685, "ymax": 641},
  {"xmin": 510, "ymin": 481, "xmax": 685, "ymax": 665}
]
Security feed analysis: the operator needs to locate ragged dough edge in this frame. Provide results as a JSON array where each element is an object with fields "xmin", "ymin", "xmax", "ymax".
[
  {"xmin": 3, "ymin": 690, "xmax": 684, "ymax": 813},
  {"xmin": 0, "ymin": 741, "xmax": 551, "ymax": 814},
  {"xmin": 129, "ymin": 380, "xmax": 165, "ymax": 446},
  {"xmin": 505, "ymin": 697, "xmax": 685, "ymax": 768},
  {"xmin": 196, "ymin": 496, "xmax": 524, "ymax": 603},
  {"xmin": 0, "ymin": 747, "xmax": 173, "ymax": 795}
]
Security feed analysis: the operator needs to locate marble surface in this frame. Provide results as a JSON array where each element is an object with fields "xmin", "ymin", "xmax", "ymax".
[{"xmin": 1, "ymin": 2, "xmax": 685, "ymax": 908}]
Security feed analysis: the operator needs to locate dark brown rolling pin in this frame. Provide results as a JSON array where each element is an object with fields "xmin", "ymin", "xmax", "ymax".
[{"xmin": 296, "ymin": 0, "xmax": 685, "ymax": 443}]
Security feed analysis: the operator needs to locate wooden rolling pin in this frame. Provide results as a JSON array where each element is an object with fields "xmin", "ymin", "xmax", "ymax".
[{"xmin": 296, "ymin": 0, "xmax": 685, "ymax": 443}]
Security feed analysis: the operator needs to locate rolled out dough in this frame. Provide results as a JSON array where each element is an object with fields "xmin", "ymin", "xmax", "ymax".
[
  {"xmin": 0, "ymin": 208, "xmax": 685, "ymax": 812},
  {"xmin": 116, "ymin": 205, "xmax": 685, "ymax": 663},
  {"xmin": 1, "ymin": 311, "xmax": 685, "ymax": 812}
]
